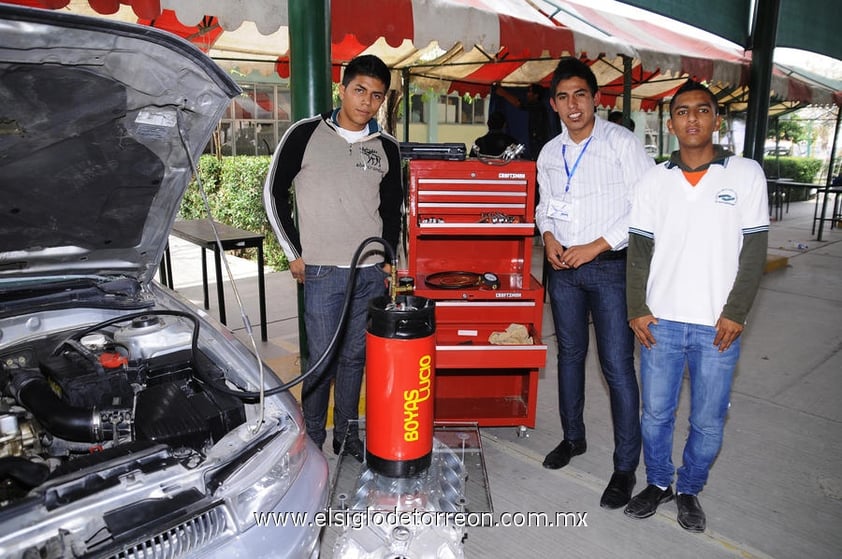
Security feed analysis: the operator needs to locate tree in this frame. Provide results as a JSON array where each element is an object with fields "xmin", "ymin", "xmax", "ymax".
[{"xmin": 770, "ymin": 117, "xmax": 806, "ymax": 142}]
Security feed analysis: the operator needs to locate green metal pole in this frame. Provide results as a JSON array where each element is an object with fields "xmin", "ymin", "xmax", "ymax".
[
  {"xmin": 657, "ymin": 100, "xmax": 664, "ymax": 157},
  {"xmin": 289, "ymin": 0, "xmax": 331, "ymax": 119},
  {"xmin": 288, "ymin": 0, "xmax": 331, "ymax": 361},
  {"xmin": 742, "ymin": 0, "xmax": 780, "ymax": 163}
]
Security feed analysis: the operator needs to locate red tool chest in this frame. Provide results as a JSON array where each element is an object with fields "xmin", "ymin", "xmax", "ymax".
[{"xmin": 405, "ymin": 159, "xmax": 547, "ymax": 428}]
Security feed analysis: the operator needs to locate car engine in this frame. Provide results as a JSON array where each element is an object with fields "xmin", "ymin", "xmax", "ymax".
[{"xmin": 0, "ymin": 313, "xmax": 246, "ymax": 506}]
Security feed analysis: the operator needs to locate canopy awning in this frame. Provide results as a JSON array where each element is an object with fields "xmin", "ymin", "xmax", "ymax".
[
  {"xmin": 6, "ymin": 0, "xmax": 840, "ymax": 111},
  {"xmin": 617, "ymin": 0, "xmax": 841, "ymax": 62},
  {"xmin": 548, "ymin": 0, "xmax": 841, "ymax": 109}
]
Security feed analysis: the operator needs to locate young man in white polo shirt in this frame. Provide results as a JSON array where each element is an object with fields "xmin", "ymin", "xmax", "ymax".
[{"xmin": 623, "ymin": 81, "xmax": 769, "ymax": 532}]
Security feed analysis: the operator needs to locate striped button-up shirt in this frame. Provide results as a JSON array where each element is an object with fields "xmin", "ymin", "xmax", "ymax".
[{"xmin": 536, "ymin": 116, "xmax": 654, "ymax": 250}]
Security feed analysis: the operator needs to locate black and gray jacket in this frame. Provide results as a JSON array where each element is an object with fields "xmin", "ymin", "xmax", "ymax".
[{"xmin": 263, "ymin": 109, "xmax": 403, "ymax": 266}]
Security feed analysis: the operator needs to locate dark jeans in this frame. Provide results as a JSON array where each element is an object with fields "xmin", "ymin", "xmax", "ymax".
[
  {"xmin": 302, "ymin": 264, "xmax": 388, "ymax": 448},
  {"xmin": 547, "ymin": 258, "xmax": 641, "ymax": 472}
]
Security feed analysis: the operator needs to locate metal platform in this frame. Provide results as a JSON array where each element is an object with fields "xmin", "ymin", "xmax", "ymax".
[{"xmin": 330, "ymin": 421, "xmax": 492, "ymax": 515}]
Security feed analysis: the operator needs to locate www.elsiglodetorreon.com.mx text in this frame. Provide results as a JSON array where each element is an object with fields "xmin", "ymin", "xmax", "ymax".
[{"xmin": 254, "ymin": 508, "xmax": 589, "ymax": 530}]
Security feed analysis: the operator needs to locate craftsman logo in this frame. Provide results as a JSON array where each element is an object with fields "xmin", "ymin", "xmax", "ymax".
[
  {"xmin": 495, "ymin": 292, "xmax": 523, "ymax": 298},
  {"xmin": 715, "ymin": 189, "xmax": 737, "ymax": 205},
  {"xmin": 498, "ymin": 173, "xmax": 526, "ymax": 179},
  {"xmin": 403, "ymin": 354, "xmax": 432, "ymax": 442}
]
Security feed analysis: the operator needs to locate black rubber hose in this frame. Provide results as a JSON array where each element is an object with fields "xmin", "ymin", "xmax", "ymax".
[
  {"xmin": 45, "ymin": 237, "xmax": 395, "ymax": 401},
  {"xmin": 0, "ymin": 456, "xmax": 50, "ymax": 489},
  {"xmin": 192, "ymin": 236, "xmax": 396, "ymax": 398},
  {"xmin": 10, "ymin": 373, "xmax": 113, "ymax": 443}
]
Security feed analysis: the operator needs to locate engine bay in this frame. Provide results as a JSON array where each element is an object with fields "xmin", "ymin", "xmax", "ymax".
[{"xmin": 0, "ymin": 312, "xmax": 247, "ymax": 506}]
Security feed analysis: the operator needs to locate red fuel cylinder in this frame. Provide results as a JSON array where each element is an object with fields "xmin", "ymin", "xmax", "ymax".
[{"xmin": 365, "ymin": 295, "xmax": 435, "ymax": 477}]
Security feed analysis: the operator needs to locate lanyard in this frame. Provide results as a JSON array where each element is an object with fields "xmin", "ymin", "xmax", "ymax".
[{"xmin": 562, "ymin": 137, "xmax": 593, "ymax": 193}]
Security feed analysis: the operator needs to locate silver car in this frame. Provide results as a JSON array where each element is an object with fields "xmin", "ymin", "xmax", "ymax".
[{"xmin": 0, "ymin": 6, "xmax": 327, "ymax": 558}]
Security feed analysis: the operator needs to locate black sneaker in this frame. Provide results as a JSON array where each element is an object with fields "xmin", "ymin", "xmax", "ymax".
[
  {"xmin": 332, "ymin": 437, "xmax": 365, "ymax": 463},
  {"xmin": 676, "ymin": 494, "xmax": 706, "ymax": 532},
  {"xmin": 624, "ymin": 484, "xmax": 674, "ymax": 519}
]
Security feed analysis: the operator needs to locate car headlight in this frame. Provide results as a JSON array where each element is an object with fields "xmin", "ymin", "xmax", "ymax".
[{"xmin": 217, "ymin": 421, "xmax": 308, "ymax": 532}]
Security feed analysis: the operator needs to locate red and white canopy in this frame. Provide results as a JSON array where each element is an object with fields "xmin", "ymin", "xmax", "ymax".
[{"xmin": 5, "ymin": 0, "xmax": 839, "ymax": 109}]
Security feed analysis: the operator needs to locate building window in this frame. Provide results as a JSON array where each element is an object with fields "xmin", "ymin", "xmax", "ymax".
[
  {"xmin": 436, "ymin": 94, "xmax": 485, "ymax": 124},
  {"xmin": 410, "ymin": 94, "xmax": 425, "ymax": 123},
  {"xmin": 209, "ymin": 83, "xmax": 291, "ymax": 156},
  {"xmin": 276, "ymin": 90, "xmax": 291, "ymax": 121},
  {"xmin": 461, "ymin": 96, "xmax": 485, "ymax": 124},
  {"xmin": 210, "ymin": 85, "xmax": 486, "ymax": 155},
  {"xmin": 437, "ymin": 95, "xmax": 459, "ymax": 123}
]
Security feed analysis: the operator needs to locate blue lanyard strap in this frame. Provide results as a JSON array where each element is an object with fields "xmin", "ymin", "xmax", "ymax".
[{"xmin": 562, "ymin": 137, "xmax": 593, "ymax": 193}]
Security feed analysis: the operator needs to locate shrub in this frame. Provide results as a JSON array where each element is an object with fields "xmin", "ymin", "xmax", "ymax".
[
  {"xmin": 762, "ymin": 156, "xmax": 822, "ymax": 202},
  {"xmin": 179, "ymin": 155, "xmax": 289, "ymax": 270}
]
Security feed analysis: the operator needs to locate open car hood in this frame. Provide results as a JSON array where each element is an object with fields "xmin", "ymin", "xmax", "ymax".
[{"xmin": 0, "ymin": 5, "xmax": 240, "ymax": 285}]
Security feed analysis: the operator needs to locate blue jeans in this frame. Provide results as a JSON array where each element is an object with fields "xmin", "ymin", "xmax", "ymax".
[
  {"xmin": 547, "ymin": 259, "xmax": 641, "ymax": 472},
  {"xmin": 640, "ymin": 319, "xmax": 739, "ymax": 495},
  {"xmin": 302, "ymin": 264, "xmax": 388, "ymax": 448}
]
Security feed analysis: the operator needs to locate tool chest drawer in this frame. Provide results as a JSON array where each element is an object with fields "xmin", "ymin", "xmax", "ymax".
[
  {"xmin": 410, "ymin": 160, "xmax": 537, "ymax": 236},
  {"xmin": 436, "ymin": 338, "xmax": 548, "ymax": 370},
  {"xmin": 433, "ymin": 368, "xmax": 539, "ymax": 427}
]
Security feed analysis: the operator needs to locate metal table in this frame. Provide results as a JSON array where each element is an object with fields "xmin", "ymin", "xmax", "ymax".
[{"xmin": 162, "ymin": 219, "xmax": 267, "ymax": 341}]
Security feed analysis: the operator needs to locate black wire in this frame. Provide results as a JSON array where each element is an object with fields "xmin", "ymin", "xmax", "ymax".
[
  {"xmin": 50, "ymin": 237, "xmax": 395, "ymax": 400},
  {"xmin": 192, "ymin": 236, "xmax": 395, "ymax": 398},
  {"xmin": 52, "ymin": 310, "xmax": 199, "ymax": 357}
]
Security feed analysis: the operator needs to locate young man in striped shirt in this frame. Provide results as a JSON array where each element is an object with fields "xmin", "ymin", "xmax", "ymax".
[{"xmin": 536, "ymin": 57, "xmax": 654, "ymax": 509}]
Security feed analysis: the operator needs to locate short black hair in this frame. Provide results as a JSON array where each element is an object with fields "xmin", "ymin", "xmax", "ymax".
[
  {"xmin": 550, "ymin": 57, "xmax": 598, "ymax": 96},
  {"xmin": 528, "ymin": 83, "xmax": 544, "ymax": 96},
  {"xmin": 343, "ymin": 54, "xmax": 391, "ymax": 90},
  {"xmin": 608, "ymin": 110, "xmax": 623, "ymax": 123},
  {"xmin": 487, "ymin": 110, "xmax": 507, "ymax": 130},
  {"xmin": 669, "ymin": 80, "xmax": 719, "ymax": 115}
]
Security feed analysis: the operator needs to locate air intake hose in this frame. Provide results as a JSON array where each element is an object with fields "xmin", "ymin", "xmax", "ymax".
[{"xmin": 8, "ymin": 369, "xmax": 113, "ymax": 443}]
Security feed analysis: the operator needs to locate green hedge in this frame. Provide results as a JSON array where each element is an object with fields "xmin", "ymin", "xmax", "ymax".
[
  {"xmin": 762, "ymin": 156, "xmax": 822, "ymax": 183},
  {"xmin": 762, "ymin": 156, "xmax": 822, "ymax": 201},
  {"xmin": 179, "ymin": 155, "xmax": 289, "ymax": 270}
]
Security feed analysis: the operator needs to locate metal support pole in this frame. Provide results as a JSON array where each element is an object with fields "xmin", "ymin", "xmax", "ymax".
[
  {"xmin": 622, "ymin": 55, "xmax": 632, "ymax": 128},
  {"xmin": 288, "ymin": 0, "xmax": 331, "ymax": 119},
  {"xmin": 816, "ymin": 106, "xmax": 841, "ymax": 241},
  {"xmin": 403, "ymin": 68, "xmax": 411, "ymax": 143},
  {"xmin": 288, "ymin": 0, "xmax": 331, "ymax": 359},
  {"xmin": 658, "ymin": 100, "xmax": 664, "ymax": 157},
  {"xmin": 742, "ymin": 0, "xmax": 780, "ymax": 163}
]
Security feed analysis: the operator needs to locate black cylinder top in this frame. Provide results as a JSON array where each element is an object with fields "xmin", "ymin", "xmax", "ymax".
[{"xmin": 367, "ymin": 295, "xmax": 435, "ymax": 339}]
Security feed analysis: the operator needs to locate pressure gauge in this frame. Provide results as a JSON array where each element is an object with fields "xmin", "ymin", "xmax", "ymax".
[{"xmin": 480, "ymin": 272, "xmax": 500, "ymax": 289}]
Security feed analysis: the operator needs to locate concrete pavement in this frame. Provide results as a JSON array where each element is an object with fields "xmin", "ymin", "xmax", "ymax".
[{"xmin": 163, "ymin": 197, "xmax": 842, "ymax": 558}]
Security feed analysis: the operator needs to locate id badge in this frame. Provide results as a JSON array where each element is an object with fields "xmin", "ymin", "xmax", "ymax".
[{"xmin": 547, "ymin": 198, "xmax": 571, "ymax": 222}]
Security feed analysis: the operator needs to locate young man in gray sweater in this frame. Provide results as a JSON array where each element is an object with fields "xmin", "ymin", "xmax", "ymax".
[{"xmin": 263, "ymin": 54, "xmax": 403, "ymax": 461}]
